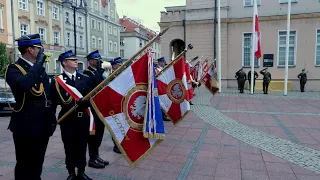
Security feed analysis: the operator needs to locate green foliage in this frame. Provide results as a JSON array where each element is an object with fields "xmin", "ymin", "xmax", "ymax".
[{"xmin": 0, "ymin": 42, "xmax": 11, "ymax": 77}]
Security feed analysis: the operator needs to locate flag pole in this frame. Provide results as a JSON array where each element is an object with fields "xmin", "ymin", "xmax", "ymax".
[
  {"xmin": 284, "ymin": 0, "xmax": 291, "ymax": 96},
  {"xmin": 57, "ymin": 26, "xmax": 171, "ymax": 124},
  {"xmin": 250, "ymin": 0, "xmax": 256, "ymax": 95},
  {"xmin": 217, "ymin": 0, "xmax": 222, "ymax": 92}
]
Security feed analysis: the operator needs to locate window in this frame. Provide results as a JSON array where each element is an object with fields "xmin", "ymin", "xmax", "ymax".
[
  {"xmin": 37, "ymin": 0, "xmax": 44, "ymax": 16},
  {"xmin": 19, "ymin": 0, "xmax": 28, "ymax": 10},
  {"xmin": 52, "ymin": 6, "xmax": 59, "ymax": 20},
  {"xmin": 56, "ymin": 60, "xmax": 61, "ymax": 73},
  {"xmin": 109, "ymin": 41, "xmax": 113, "ymax": 52},
  {"xmin": 114, "ymin": 42, "xmax": 117, "ymax": 52},
  {"xmin": 278, "ymin": 30, "xmax": 296, "ymax": 66},
  {"xmin": 279, "ymin": 0, "xmax": 297, "ymax": 3},
  {"xmin": 98, "ymin": 38, "xmax": 102, "ymax": 49},
  {"xmin": 92, "ymin": 36, "xmax": 96, "ymax": 49},
  {"xmin": 120, "ymin": 50, "xmax": 124, "ymax": 58},
  {"xmin": 38, "ymin": 28, "xmax": 46, "ymax": 42},
  {"xmin": 94, "ymin": 1, "xmax": 98, "ymax": 11},
  {"xmin": 91, "ymin": 19, "xmax": 96, "ymax": 29},
  {"xmin": 78, "ymin": 62, "xmax": 84, "ymax": 70},
  {"xmin": 65, "ymin": 12, "xmax": 69, "ymax": 22},
  {"xmin": 113, "ymin": 27, "xmax": 117, "ymax": 36},
  {"xmin": 97, "ymin": 21, "xmax": 102, "ymax": 31},
  {"xmin": 244, "ymin": 0, "xmax": 261, "ymax": 6},
  {"xmin": 78, "ymin": 16, "xmax": 82, "ymax": 27},
  {"xmin": 0, "ymin": 9, "xmax": 3, "ymax": 29},
  {"xmin": 67, "ymin": 32, "xmax": 71, "ymax": 46},
  {"xmin": 111, "ymin": 10, "xmax": 114, "ymax": 18},
  {"xmin": 20, "ymin": 24, "xmax": 28, "ymax": 36},
  {"xmin": 316, "ymin": 29, "xmax": 320, "ymax": 66},
  {"xmin": 120, "ymin": 38, "xmax": 124, "ymax": 46},
  {"xmin": 242, "ymin": 33, "xmax": 259, "ymax": 67},
  {"xmin": 53, "ymin": 32, "xmax": 60, "ymax": 45},
  {"xmin": 108, "ymin": 25, "xmax": 112, "ymax": 34},
  {"xmin": 79, "ymin": 35, "xmax": 83, "ymax": 48}
]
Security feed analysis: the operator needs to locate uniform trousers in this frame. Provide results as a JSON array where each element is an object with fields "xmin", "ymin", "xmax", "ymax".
[
  {"xmin": 61, "ymin": 133, "xmax": 88, "ymax": 172},
  {"xmin": 300, "ymin": 79, "xmax": 306, "ymax": 92},
  {"xmin": 263, "ymin": 80, "xmax": 270, "ymax": 93},
  {"xmin": 13, "ymin": 134, "xmax": 49, "ymax": 180},
  {"xmin": 88, "ymin": 120, "xmax": 104, "ymax": 159},
  {"xmin": 248, "ymin": 79, "xmax": 256, "ymax": 92},
  {"xmin": 239, "ymin": 79, "xmax": 245, "ymax": 93}
]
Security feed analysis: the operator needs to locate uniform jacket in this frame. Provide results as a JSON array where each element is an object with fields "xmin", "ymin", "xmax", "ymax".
[
  {"xmin": 54, "ymin": 72, "xmax": 93, "ymax": 136},
  {"xmin": 260, "ymin": 71, "xmax": 272, "ymax": 81},
  {"xmin": 237, "ymin": 72, "xmax": 247, "ymax": 81},
  {"xmin": 5, "ymin": 58, "xmax": 57, "ymax": 136},
  {"xmin": 248, "ymin": 71, "xmax": 258, "ymax": 80},
  {"xmin": 298, "ymin": 72, "xmax": 307, "ymax": 81}
]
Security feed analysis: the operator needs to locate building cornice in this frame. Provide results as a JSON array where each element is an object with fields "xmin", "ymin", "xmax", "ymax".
[{"xmin": 159, "ymin": 12, "xmax": 320, "ymax": 27}]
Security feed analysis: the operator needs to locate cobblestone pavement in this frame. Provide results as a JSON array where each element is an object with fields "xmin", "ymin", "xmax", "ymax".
[{"xmin": 0, "ymin": 88, "xmax": 320, "ymax": 180}]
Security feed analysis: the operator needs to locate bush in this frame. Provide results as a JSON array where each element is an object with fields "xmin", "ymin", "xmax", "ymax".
[{"xmin": 0, "ymin": 42, "xmax": 10, "ymax": 77}]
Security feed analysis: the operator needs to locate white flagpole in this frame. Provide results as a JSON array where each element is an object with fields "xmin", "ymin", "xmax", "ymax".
[
  {"xmin": 250, "ymin": 0, "xmax": 256, "ymax": 95},
  {"xmin": 217, "ymin": 0, "xmax": 222, "ymax": 92},
  {"xmin": 284, "ymin": 0, "xmax": 291, "ymax": 96}
]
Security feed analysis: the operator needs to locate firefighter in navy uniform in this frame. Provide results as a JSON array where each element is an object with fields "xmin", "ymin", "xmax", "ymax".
[
  {"xmin": 5, "ymin": 34, "xmax": 57, "ymax": 180},
  {"xmin": 54, "ymin": 50, "xmax": 93, "ymax": 180},
  {"xmin": 248, "ymin": 70, "xmax": 259, "ymax": 93},
  {"xmin": 83, "ymin": 50, "xmax": 109, "ymax": 168},
  {"xmin": 260, "ymin": 68, "xmax": 272, "ymax": 94},
  {"xmin": 298, "ymin": 69, "xmax": 307, "ymax": 92},
  {"xmin": 237, "ymin": 69, "xmax": 246, "ymax": 93}
]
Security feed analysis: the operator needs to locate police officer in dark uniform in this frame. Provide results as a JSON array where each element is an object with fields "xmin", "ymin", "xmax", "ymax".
[
  {"xmin": 236, "ymin": 69, "xmax": 246, "ymax": 93},
  {"xmin": 260, "ymin": 68, "xmax": 272, "ymax": 94},
  {"xmin": 5, "ymin": 34, "xmax": 57, "ymax": 180},
  {"xmin": 248, "ymin": 70, "xmax": 259, "ymax": 93},
  {"xmin": 235, "ymin": 68, "xmax": 242, "ymax": 90},
  {"xmin": 83, "ymin": 50, "xmax": 109, "ymax": 168},
  {"xmin": 298, "ymin": 69, "xmax": 307, "ymax": 92},
  {"xmin": 54, "ymin": 50, "xmax": 93, "ymax": 180}
]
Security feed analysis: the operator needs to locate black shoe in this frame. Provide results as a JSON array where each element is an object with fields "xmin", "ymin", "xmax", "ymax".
[
  {"xmin": 113, "ymin": 146, "xmax": 121, "ymax": 154},
  {"xmin": 77, "ymin": 172, "xmax": 92, "ymax": 180},
  {"xmin": 67, "ymin": 169, "xmax": 76, "ymax": 180},
  {"xmin": 97, "ymin": 156, "xmax": 109, "ymax": 166},
  {"xmin": 88, "ymin": 159, "xmax": 105, "ymax": 169},
  {"xmin": 189, "ymin": 102, "xmax": 194, "ymax": 105}
]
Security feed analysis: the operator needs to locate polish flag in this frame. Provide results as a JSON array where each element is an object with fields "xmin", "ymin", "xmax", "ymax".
[{"xmin": 254, "ymin": 0, "xmax": 261, "ymax": 59}]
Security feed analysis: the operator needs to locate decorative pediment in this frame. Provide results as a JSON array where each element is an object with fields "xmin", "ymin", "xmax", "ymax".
[
  {"xmin": 35, "ymin": 19, "xmax": 48, "ymax": 26},
  {"xmin": 18, "ymin": 15, "xmax": 31, "ymax": 23},
  {"xmin": 52, "ymin": 25, "xmax": 61, "ymax": 31}
]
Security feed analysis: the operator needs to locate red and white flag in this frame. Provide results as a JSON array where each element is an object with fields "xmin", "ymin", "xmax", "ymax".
[
  {"xmin": 190, "ymin": 61, "xmax": 199, "ymax": 80},
  {"xmin": 201, "ymin": 63, "xmax": 219, "ymax": 96},
  {"xmin": 156, "ymin": 56, "xmax": 190, "ymax": 125},
  {"xmin": 91, "ymin": 52, "xmax": 162, "ymax": 167},
  {"xmin": 202, "ymin": 59, "xmax": 209, "ymax": 75},
  {"xmin": 184, "ymin": 62, "xmax": 194, "ymax": 101},
  {"xmin": 254, "ymin": 0, "xmax": 261, "ymax": 59}
]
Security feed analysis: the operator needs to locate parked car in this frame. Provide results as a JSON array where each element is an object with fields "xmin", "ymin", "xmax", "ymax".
[{"xmin": 0, "ymin": 78, "xmax": 16, "ymax": 114}]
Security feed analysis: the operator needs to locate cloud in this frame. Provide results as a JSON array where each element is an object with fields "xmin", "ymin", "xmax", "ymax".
[{"xmin": 116, "ymin": 0, "xmax": 185, "ymax": 31}]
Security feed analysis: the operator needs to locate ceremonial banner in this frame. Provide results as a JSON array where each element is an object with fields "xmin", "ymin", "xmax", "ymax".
[
  {"xmin": 91, "ymin": 52, "xmax": 164, "ymax": 167},
  {"xmin": 190, "ymin": 61, "xmax": 199, "ymax": 81},
  {"xmin": 157, "ymin": 56, "xmax": 190, "ymax": 125},
  {"xmin": 202, "ymin": 59, "xmax": 209, "ymax": 76},
  {"xmin": 55, "ymin": 75, "xmax": 95, "ymax": 135},
  {"xmin": 184, "ymin": 62, "xmax": 194, "ymax": 101},
  {"xmin": 201, "ymin": 63, "xmax": 219, "ymax": 96}
]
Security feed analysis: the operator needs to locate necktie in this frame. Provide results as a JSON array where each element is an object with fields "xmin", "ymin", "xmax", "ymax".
[{"xmin": 71, "ymin": 75, "xmax": 75, "ymax": 85}]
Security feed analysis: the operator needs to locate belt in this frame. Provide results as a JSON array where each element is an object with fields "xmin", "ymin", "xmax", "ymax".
[{"xmin": 27, "ymin": 100, "xmax": 52, "ymax": 107}]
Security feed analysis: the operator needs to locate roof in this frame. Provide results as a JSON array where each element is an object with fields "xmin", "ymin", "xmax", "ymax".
[{"xmin": 119, "ymin": 16, "xmax": 157, "ymax": 39}]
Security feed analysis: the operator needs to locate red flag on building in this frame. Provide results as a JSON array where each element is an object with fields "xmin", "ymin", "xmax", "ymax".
[
  {"xmin": 254, "ymin": 0, "xmax": 261, "ymax": 59},
  {"xmin": 156, "ymin": 56, "xmax": 190, "ymax": 125}
]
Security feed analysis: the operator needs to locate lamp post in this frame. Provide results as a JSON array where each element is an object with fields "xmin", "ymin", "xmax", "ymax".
[{"xmin": 62, "ymin": 0, "xmax": 87, "ymax": 56}]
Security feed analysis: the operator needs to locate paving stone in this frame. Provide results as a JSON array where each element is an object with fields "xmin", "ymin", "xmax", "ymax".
[{"xmin": 241, "ymin": 170, "xmax": 269, "ymax": 180}]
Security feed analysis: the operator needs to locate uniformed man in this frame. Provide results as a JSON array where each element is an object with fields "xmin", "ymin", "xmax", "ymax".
[
  {"xmin": 235, "ymin": 68, "xmax": 242, "ymax": 90},
  {"xmin": 155, "ymin": 57, "xmax": 167, "ymax": 73},
  {"xmin": 5, "ymin": 34, "xmax": 57, "ymax": 180},
  {"xmin": 236, "ymin": 69, "xmax": 246, "ymax": 93},
  {"xmin": 248, "ymin": 70, "xmax": 259, "ymax": 93},
  {"xmin": 298, "ymin": 69, "xmax": 307, "ymax": 92},
  {"xmin": 260, "ymin": 68, "xmax": 272, "ymax": 94},
  {"xmin": 83, "ymin": 50, "xmax": 109, "ymax": 169},
  {"xmin": 54, "ymin": 50, "xmax": 93, "ymax": 180}
]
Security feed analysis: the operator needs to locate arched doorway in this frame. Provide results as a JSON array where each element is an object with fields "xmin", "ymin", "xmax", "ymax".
[{"xmin": 170, "ymin": 39, "xmax": 185, "ymax": 60}]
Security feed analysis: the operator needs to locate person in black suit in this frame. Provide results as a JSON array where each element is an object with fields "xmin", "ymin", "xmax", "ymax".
[
  {"xmin": 54, "ymin": 50, "xmax": 93, "ymax": 180},
  {"xmin": 5, "ymin": 34, "xmax": 57, "ymax": 180},
  {"xmin": 83, "ymin": 50, "xmax": 109, "ymax": 168}
]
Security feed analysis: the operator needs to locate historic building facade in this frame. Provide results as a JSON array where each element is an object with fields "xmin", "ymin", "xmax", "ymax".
[{"xmin": 159, "ymin": 0, "xmax": 320, "ymax": 91}]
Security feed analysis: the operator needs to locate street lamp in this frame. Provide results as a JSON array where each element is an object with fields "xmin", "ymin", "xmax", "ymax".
[{"xmin": 62, "ymin": 0, "xmax": 87, "ymax": 56}]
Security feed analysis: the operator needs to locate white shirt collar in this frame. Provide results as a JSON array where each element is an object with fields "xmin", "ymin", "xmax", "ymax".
[
  {"xmin": 20, "ymin": 56, "xmax": 34, "ymax": 66},
  {"xmin": 64, "ymin": 71, "xmax": 77, "ymax": 80}
]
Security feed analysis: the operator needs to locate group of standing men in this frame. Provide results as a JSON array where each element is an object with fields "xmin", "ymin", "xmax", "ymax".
[
  {"xmin": 235, "ymin": 68, "xmax": 308, "ymax": 94},
  {"xmin": 5, "ymin": 33, "xmax": 122, "ymax": 180}
]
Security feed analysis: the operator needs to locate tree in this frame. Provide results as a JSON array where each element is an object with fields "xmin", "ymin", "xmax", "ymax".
[{"xmin": 0, "ymin": 42, "xmax": 11, "ymax": 77}]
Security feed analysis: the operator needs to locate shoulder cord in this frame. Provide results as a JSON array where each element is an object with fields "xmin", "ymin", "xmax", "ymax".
[{"xmin": 54, "ymin": 78, "xmax": 73, "ymax": 105}]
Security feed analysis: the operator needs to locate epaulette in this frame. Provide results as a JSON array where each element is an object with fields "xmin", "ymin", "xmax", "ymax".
[
  {"xmin": 85, "ymin": 68, "xmax": 95, "ymax": 75},
  {"xmin": 80, "ymin": 73, "xmax": 89, "ymax": 77}
]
